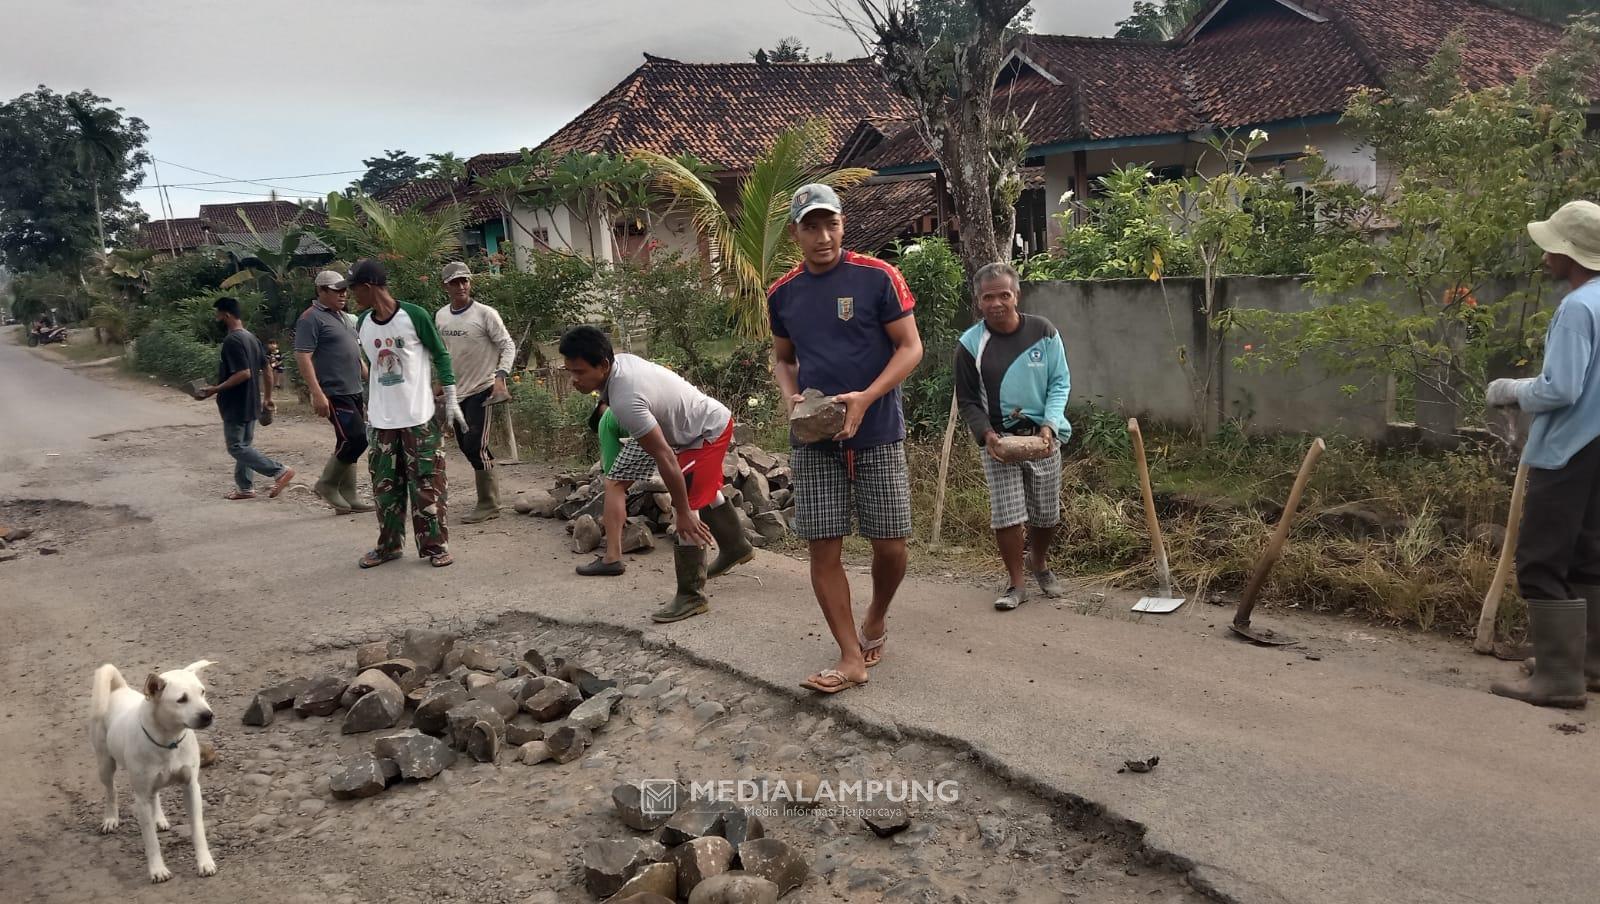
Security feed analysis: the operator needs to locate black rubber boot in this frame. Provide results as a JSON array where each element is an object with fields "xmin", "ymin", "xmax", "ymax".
[
  {"xmin": 1575, "ymin": 583, "xmax": 1600, "ymax": 692},
  {"xmin": 313, "ymin": 456, "xmax": 353, "ymax": 514},
  {"xmin": 652, "ymin": 544, "xmax": 709, "ymax": 623},
  {"xmin": 338, "ymin": 461, "xmax": 375, "ymax": 513},
  {"xmin": 703, "ymin": 501, "xmax": 755, "ymax": 579},
  {"xmin": 1490, "ymin": 599, "xmax": 1587, "ymax": 708}
]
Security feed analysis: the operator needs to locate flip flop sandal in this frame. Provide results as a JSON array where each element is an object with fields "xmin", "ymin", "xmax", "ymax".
[
  {"xmin": 359, "ymin": 549, "xmax": 402, "ymax": 569},
  {"xmin": 268, "ymin": 467, "xmax": 296, "ymax": 499},
  {"xmin": 429, "ymin": 552, "xmax": 454, "ymax": 568},
  {"xmin": 800, "ymin": 669, "xmax": 868, "ymax": 694},
  {"xmin": 858, "ymin": 627, "xmax": 888, "ymax": 668},
  {"xmin": 223, "ymin": 490, "xmax": 256, "ymax": 500}
]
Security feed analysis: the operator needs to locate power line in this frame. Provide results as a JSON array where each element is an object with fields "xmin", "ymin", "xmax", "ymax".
[
  {"xmin": 153, "ymin": 157, "xmax": 357, "ymax": 195},
  {"xmin": 134, "ymin": 184, "xmax": 334, "ymax": 198},
  {"xmin": 153, "ymin": 169, "xmax": 362, "ymax": 188}
]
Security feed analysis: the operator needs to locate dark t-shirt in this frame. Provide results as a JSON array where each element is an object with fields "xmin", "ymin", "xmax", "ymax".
[
  {"xmin": 216, "ymin": 329, "xmax": 266, "ymax": 423},
  {"xmin": 293, "ymin": 303, "xmax": 364, "ymax": 397},
  {"xmin": 766, "ymin": 251, "xmax": 916, "ymax": 450}
]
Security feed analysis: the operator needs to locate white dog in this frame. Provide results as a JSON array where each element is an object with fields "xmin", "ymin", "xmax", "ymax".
[{"xmin": 89, "ymin": 660, "xmax": 218, "ymax": 883}]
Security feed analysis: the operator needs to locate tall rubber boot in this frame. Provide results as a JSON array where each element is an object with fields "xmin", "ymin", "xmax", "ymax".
[
  {"xmin": 313, "ymin": 456, "xmax": 353, "ymax": 514},
  {"xmin": 1574, "ymin": 584, "xmax": 1600, "ymax": 692},
  {"xmin": 338, "ymin": 460, "xmax": 375, "ymax": 513},
  {"xmin": 652, "ymin": 544, "xmax": 709, "ymax": 623},
  {"xmin": 461, "ymin": 469, "xmax": 501, "ymax": 523},
  {"xmin": 703, "ymin": 501, "xmax": 754, "ymax": 579},
  {"xmin": 1490, "ymin": 599, "xmax": 1587, "ymax": 708}
]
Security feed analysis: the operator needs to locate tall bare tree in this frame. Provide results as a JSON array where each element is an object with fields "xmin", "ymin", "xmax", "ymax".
[{"xmin": 822, "ymin": 0, "xmax": 1031, "ymax": 279}]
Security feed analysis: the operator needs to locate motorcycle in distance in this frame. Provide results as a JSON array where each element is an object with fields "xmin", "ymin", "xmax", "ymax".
[{"xmin": 27, "ymin": 310, "xmax": 69, "ymax": 347}]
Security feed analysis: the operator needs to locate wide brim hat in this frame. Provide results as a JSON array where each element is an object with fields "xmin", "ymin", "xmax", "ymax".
[{"xmin": 1528, "ymin": 201, "xmax": 1600, "ymax": 272}]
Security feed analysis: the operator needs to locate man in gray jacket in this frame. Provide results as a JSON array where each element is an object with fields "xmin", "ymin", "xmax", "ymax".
[{"xmin": 434, "ymin": 262, "xmax": 517, "ymax": 523}]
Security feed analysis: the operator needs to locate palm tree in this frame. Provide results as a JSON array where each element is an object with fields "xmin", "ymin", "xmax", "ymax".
[
  {"xmin": 66, "ymin": 97, "xmax": 124, "ymax": 255},
  {"xmin": 632, "ymin": 120, "xmax": 873, "ymax": 339},
  {"xmin": 321, "ymin": 192, "xmax": 465, "ymax": 264}
]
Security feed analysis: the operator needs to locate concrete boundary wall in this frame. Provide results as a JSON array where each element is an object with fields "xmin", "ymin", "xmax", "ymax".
[{"xmin": 1021, "ymin": 277, "xmax": 1393, "ymax": 439}]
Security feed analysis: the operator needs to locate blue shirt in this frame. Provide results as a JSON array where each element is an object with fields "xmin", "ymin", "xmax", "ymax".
[
  {"xmin": 1518, "ymin": 277, "xmax": 1600, "ymax": 469},
  {"xmin": 767, "ymin": 251, "xmax": 917, "ymax": 450},
  {"xmin": 954, "ymin": 314, "xmax": 1072, "ymax": 445}
]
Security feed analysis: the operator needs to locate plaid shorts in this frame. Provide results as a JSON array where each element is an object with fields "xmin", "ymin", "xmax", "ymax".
[
  {"xmin": 607, "ymin": 440, "xmax": 656, "ymax": 482},
  {"xmin": 791, "ymin": 441, "xmax": 912, "ymax": 541},
  {"xmin": 981, "ymin": 443, "xmax": 1063, "ymax": 529}
]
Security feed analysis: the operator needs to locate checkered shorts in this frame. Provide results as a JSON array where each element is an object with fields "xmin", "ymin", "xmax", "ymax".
[
  {"xmin": 981, "ymin": 443, "xmax": 1062, "ymax": 529},
  {"xmin": 608, "ymin": 440, "xmax": 656, "ymax": 482},
  {"xmin": 791, "ymin": 442, "xmax": 912, "ymax": 541}
]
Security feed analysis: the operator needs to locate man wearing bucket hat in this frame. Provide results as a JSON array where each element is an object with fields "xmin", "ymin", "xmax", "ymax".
[
  {"xmin": 434, "ymin": 261, "xmax": 517, "ymax": 523},
  {"xmin": 1486, "ymin": 200, "xmax": 1600, "ymax": 708},
  {"xmin": 294, "ymin": 270, "xmax": 375, "ymax": 514},
  {"xmin": 768, "ymin": 183, "xmax": 923, "ymax": 694}
]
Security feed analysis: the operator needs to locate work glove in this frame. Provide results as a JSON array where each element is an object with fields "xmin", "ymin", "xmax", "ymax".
[
  {"xmin": 1486, "ymin": 378, "xmax": 1529, "ymax": 408},
  {"xmin": 440, "ymin": 384, "xmax": 470, "ymax": 435}
]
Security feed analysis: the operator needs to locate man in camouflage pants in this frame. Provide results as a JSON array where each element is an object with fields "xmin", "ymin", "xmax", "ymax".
[{"xmin": 348, "ymin": 258, "xmax": 468, "ymax": 568}]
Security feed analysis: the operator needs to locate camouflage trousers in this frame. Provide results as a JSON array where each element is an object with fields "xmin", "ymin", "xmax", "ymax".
[{"xmin": 368, "ymin": 423, "xmax": 449, "ymax": 558}]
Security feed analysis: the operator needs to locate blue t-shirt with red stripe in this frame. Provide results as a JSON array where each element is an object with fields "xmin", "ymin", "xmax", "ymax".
[{"xmin": 767, "ymin": 251, "xmax": 917, "ymax": 450}]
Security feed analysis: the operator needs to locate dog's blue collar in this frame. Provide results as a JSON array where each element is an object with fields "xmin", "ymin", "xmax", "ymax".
[{"xmin": 142, "ymin": 724, "xmax": 186, "ymax": 750}]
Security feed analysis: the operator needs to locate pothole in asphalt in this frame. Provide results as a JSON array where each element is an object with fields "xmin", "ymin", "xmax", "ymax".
[
  {"xmin": 0, "ymin": 497, "xmax": 148, "ymax": 561},
  {"xmin": 135, "ymin": 615, "xmax": 1207, "ymax": 904}
]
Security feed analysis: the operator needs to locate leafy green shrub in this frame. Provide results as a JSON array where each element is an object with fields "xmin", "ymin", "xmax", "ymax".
[
  {"xmin": 145, "ymin": 251, "xmax": 232, "ymax": 308},
  {"xmin": 508, "ymin": 378, "xmax": 597, "ymax": 463},
  {"xmin": 471, "ymin": 251, "xmax": 595, "ymax": 368},
  {"xmin": 133, "ymin": 320, "xmax": 216, "ymax": 383},
  {"xmin": 894, "ymin": 237, "xmax": 968, "ymax": 437}
]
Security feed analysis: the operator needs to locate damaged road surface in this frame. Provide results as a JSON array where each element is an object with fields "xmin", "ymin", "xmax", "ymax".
[{"xmin": 5, "ymin": 330, "xmax": 1600, "ymax": 904}]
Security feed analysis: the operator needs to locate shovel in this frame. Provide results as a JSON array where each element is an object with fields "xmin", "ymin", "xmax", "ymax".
[
  {"xmin": 1231, "ymin": 437, "xmax": 1326, "ymax": 646},
  {"xmin": 1128, "ymin": 419, "xmax": 1185, "ymax": 613}
]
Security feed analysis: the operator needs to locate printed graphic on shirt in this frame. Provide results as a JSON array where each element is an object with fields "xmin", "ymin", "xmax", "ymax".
[
  {"xmin": 838, "ymin": 297, "xmax": 853, "ymax": 321},
  {"xmin": 375, "ymin": 347, "xmax": 405, "ymax": 386}
]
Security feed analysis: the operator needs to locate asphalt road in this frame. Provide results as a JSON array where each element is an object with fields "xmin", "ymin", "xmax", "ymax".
[{"xmin": 1, "ymin": 332, "xmax": 1594, "ymax": 904}]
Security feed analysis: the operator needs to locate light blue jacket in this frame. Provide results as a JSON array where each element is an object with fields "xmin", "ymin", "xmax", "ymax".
[
  {"xmin": 1518, "ymin": 277, "xmax": 1600, "ymax": 469},
  {"xmin": 954, "ymin": 314, "xmax": 1072, "ymax": 444}
]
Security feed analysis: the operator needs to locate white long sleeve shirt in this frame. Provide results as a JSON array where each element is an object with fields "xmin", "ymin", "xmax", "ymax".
[{"xmin": 434, "ymin": 299, "xmax": 517, "ymax": 397}]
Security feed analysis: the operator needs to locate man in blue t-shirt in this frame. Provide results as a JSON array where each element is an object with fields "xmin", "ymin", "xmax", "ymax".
[{"xmin": 769, "ymin": 183, "xmax": 924, "ymax": 694}]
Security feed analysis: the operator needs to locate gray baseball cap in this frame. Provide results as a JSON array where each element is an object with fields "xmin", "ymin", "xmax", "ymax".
[
  {"xmin": 313, "ymin": 270, "xmax": 347, "ymax": 290},
  {"xmin": 441, "ymin": 261, "xmax": 471, "ymax": 283},
  {"xmin": 790, "ymin": 183, "xmax": 843, "ymax": 224}
]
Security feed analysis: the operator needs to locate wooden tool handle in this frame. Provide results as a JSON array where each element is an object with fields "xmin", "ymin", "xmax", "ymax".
[
  {"xmin": 1474, "ymin": 462, "xmax": 1530, "ymax": 654},
  {"xmin": 1235, "ymin": 437, "xmax": 1326, "ymax": 626},
  {"xmin": 1128, "ymin": 419, "xmax": 1170, "ymax": 577}
]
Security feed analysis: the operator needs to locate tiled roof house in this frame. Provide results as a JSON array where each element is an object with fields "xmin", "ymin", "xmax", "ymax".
[
  {"xmin": 856, "ymin": 0, "xmax": 1581, "ymax": 236},
  {"xmin": 135, "ymin": 200, "xmax": 328, "ymax": 256}
]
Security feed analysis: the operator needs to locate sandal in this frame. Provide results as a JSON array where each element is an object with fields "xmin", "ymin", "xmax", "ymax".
[
  {"xmin": 268, "ymin": 467, "xmax": 296, "ymax": 499},
  {"xmin": 223, "ymin": 490, "xmax": 256, "ymax": 500},
  {"xmin": 358, "ymin": 549, "xmax": 402, "ymax": 569},
  {"xmin": 800, "ymin": 669, "xmax": 868, "ymax": 695},
  {"xmin": 429, "ymin": 552, "xmax": 454, "ymax": 568},
  {"xmin": 857, "ymin": 627, "xmax": 888, "ymax": 668}
]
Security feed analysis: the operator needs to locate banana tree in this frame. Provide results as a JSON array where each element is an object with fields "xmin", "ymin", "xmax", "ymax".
[
  {"xmin": 320, "ymin": 192, "xmax": 464, "ymax": 264},
  {"xmin": 632, "ymin": 120, "xmax": 873, "ymax": 339}
]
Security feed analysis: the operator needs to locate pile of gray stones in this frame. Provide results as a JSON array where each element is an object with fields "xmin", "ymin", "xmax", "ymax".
[
  {"xmin": 510, "ymin": 444, "xmax": 797, "ymax": 555},
  {"xmin": 240, "ymin": 628, "xmax": 815, "ymax": 903}
]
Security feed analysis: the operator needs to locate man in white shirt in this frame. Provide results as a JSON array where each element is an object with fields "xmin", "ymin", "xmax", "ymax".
[
  {"xmin": 434, "ymin": 261, "xmax": 517, "ymax": 523},
  {"xmin": 348, "ymin": 258, "xmax": 468, "ymax": 569},
  {"xmin": 560, "ymin": 326, "xmax": 753, "ymax": 622}
]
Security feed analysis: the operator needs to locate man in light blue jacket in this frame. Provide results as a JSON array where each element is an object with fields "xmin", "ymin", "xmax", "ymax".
[
  {"xmin": 955, "ymin": 262, "xmax": 1072, "ymax": 611},
  {"xmin": 1487, "ymin": 200, "xmax": 1600, "ymax": 708}
]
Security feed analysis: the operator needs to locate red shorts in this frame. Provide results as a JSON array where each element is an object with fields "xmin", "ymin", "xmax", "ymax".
[{"xmin": 677, "ymin": 420, "xmax": 733, "ymax": 511}]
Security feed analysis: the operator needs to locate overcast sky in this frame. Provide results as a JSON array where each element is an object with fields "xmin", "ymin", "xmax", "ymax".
[{"xmin": 1, "ymin": 0, "xmax": 1135, "ymax": 219}]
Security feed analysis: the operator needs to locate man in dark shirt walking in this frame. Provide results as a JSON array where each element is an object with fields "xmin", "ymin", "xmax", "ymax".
[
  {"xmin": 294, "ymin": 270, "xmax": 374, "ymax": 514},
  {"xmin": 198, "ymin": 296, "xmax": 294, "ymax": 500},
  {"xmin": 769, "ymin": 183, "xmax": 923, "ymax": 693}
]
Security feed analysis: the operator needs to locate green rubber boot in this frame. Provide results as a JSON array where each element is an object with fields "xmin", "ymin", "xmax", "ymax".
[
  {"xmin": 652, "ymin": 544, "xmax": 709, "ymax": 623},
  {"xmin": 703, "ymin": 501, "xmax": 754, "ymax": 579},
  {"xmin": 338, "ymin": 459, "xmax": 375, "ymax": 513},
  {"xmin": 461, "ymin": 469, "xmax": 501, "ymax": 524},
  {"xmin": 313, "ymin": 456, "xmax": 353, "ymax": 514},
  {"xmin": 1490, "ymin": 599, "xmax": 1587, "ymax": 709}
]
